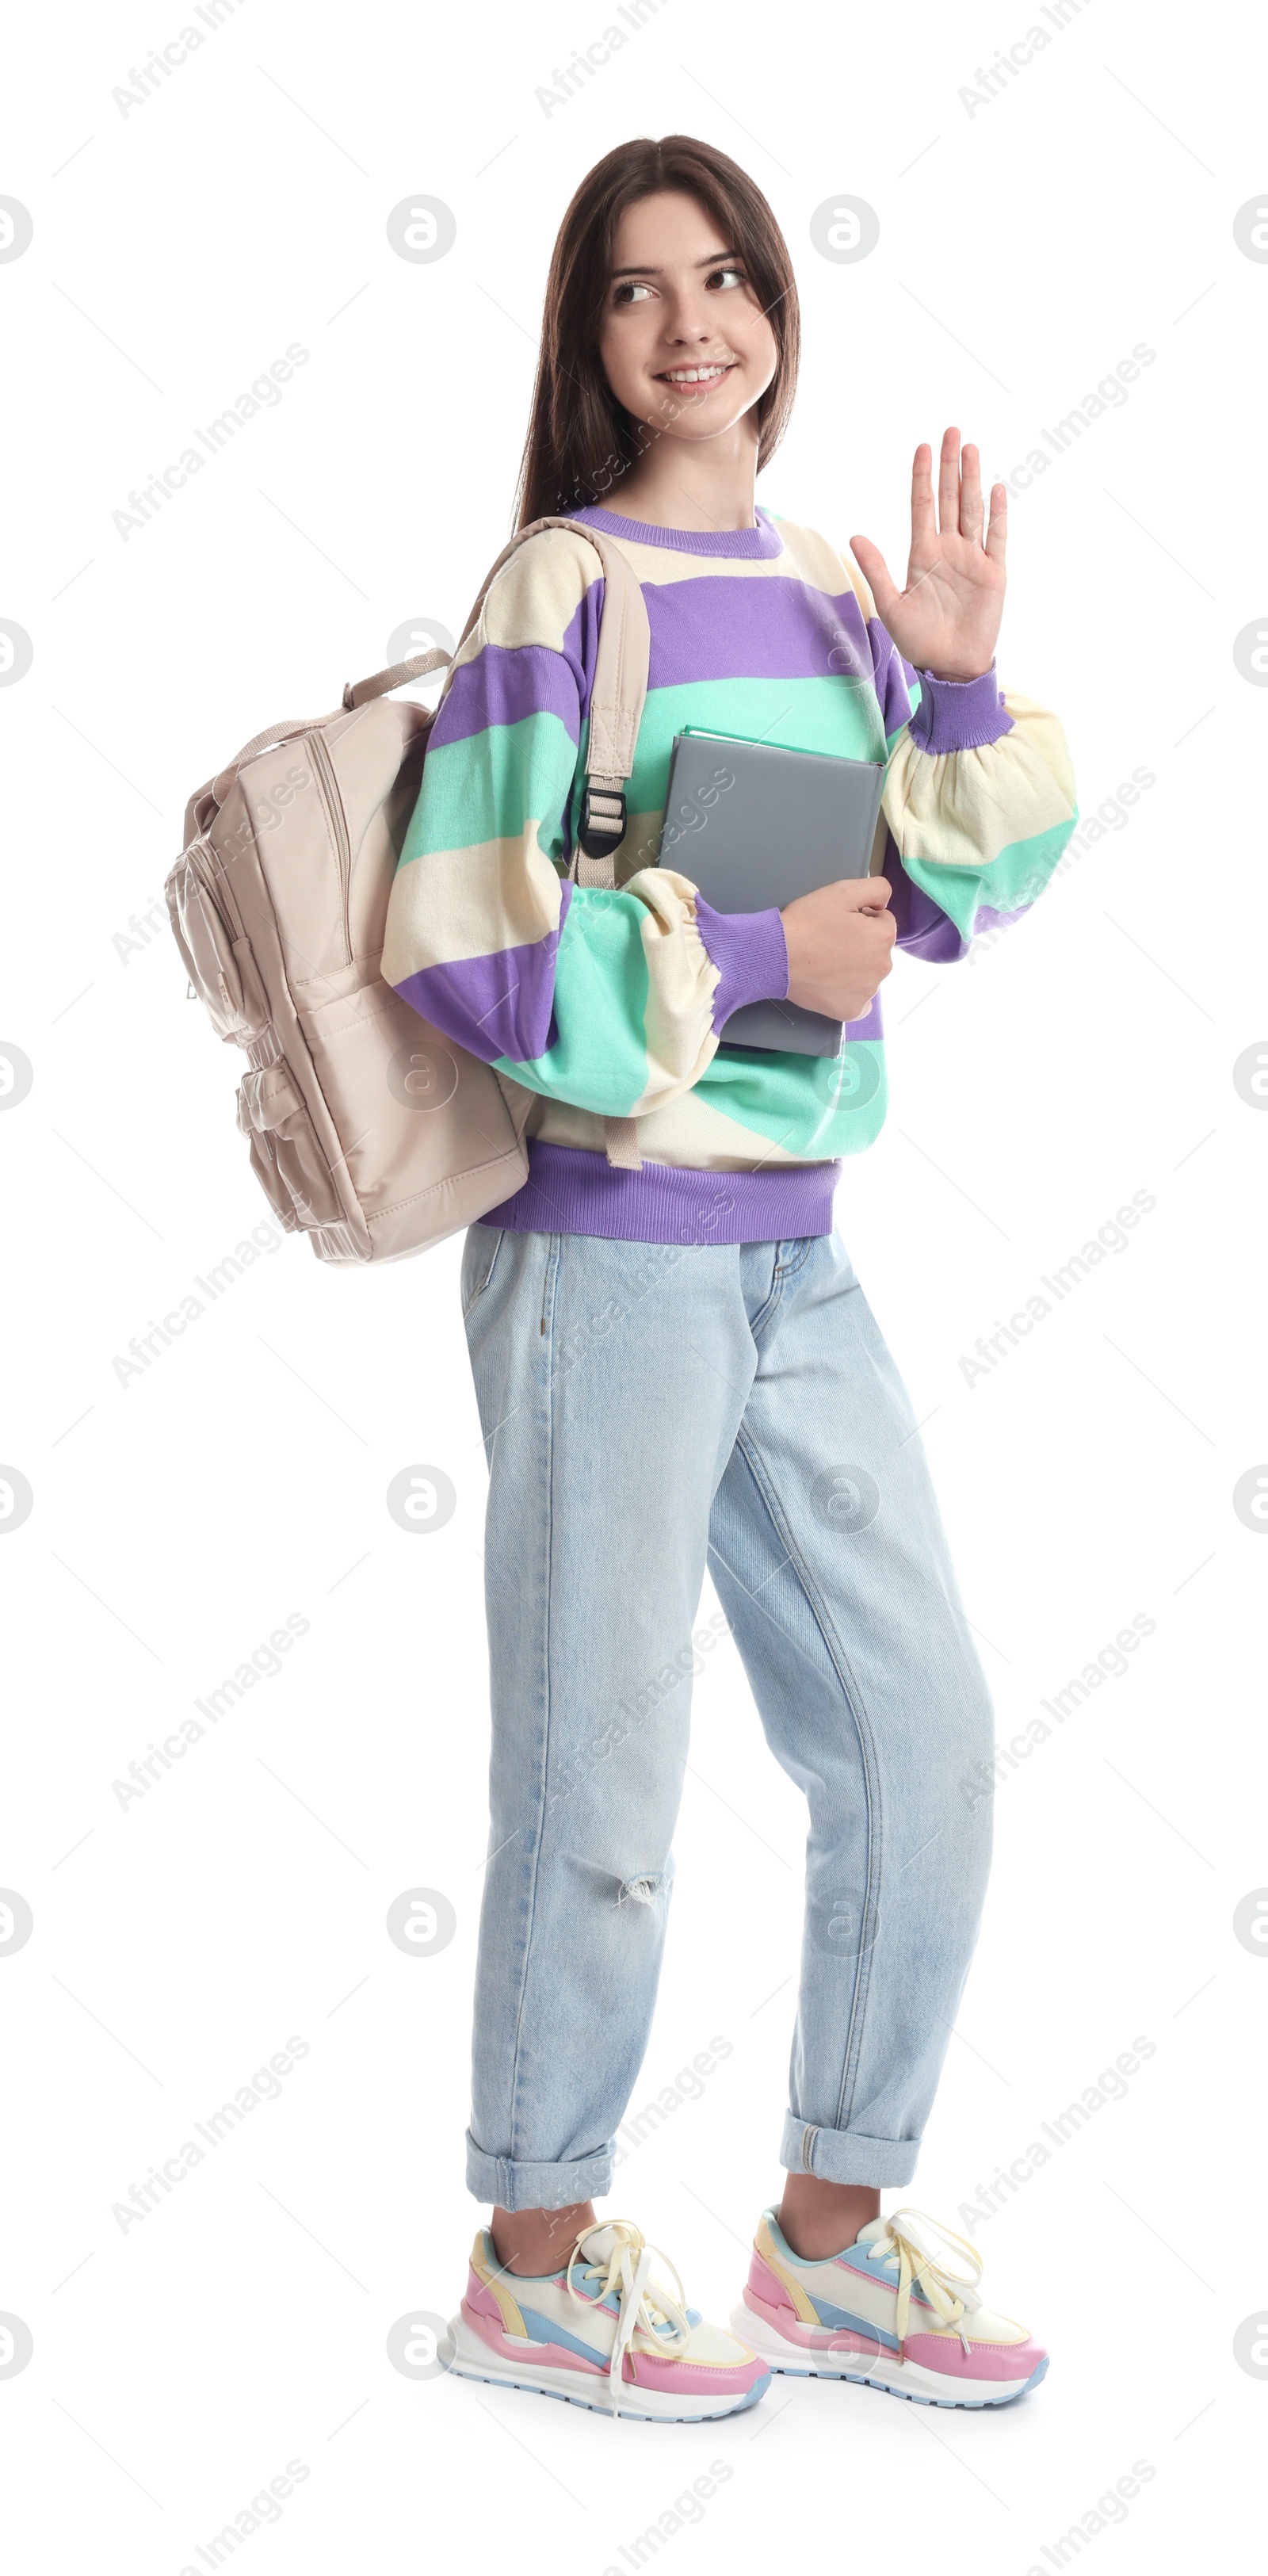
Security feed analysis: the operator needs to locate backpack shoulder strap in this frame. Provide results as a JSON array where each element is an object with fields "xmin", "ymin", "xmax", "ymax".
[
  {"xmin": 453, "ymin": 514, "xmax": 651, "ymax": 891},
  {"xmin": 463, "ymin": 518, "xmax": 653, "ymax": 1171}
]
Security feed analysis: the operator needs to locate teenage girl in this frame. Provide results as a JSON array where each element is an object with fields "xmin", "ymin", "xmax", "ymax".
[{"xmin": 383, "ymin": 133, "xmax": 1075, "ymax": 2421}]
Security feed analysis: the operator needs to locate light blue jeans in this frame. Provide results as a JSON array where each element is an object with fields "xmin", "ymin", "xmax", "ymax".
[{"xmin": 460, "ymin": 1224, "xmax": 995, "ymax": 2210}]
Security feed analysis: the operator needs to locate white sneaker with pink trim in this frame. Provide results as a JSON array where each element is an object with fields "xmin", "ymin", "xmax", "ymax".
[
  {"xmin": 449, "ymin": 2218, "xmax": 771, "ymax": 2421},
  {"xmin": 731, "ymin": 2206, "xmax": 1048, "ymax": 2408}
]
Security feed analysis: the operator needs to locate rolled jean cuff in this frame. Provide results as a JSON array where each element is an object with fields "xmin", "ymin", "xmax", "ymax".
[
  {"xmin": 465, "ymin": 2130, "xmax": 616, "ymax": 2211},
  {"xmin": 781, "ymin": 2113, "xmax": 920, "ymax": 2188}
]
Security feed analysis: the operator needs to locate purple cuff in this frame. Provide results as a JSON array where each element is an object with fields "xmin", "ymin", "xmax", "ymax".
[
  {"xmin": 693, "ymin": 896, "xmax": 789, "ymax": 1034},
  {"xmin": 908, "ymin": 663, "xmax": 1014, "ymax": 755}
]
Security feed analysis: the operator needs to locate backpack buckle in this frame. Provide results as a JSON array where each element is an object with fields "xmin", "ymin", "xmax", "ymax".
[{"xmin": 578, "ymin": 781, "xmax": 626, "ymax": 859}]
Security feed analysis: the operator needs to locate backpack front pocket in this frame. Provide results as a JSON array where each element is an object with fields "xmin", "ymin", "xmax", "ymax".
[
  {"xmin": 236, "ymin": 1061, "xmax": 343, "ymax": 1232},
  {"xmin": 168, "ymin": 843, "xmax": 270, "ymax": 1045}
]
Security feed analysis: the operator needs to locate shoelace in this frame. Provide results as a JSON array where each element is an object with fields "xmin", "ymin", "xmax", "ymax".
[
  {"xmin": 565, "ymin": 2220, "xmax": 690, "ymax": 2417},
  {"xmin": 871, "ymin": 2208, "xmax": 985, "ymax": 2360}
]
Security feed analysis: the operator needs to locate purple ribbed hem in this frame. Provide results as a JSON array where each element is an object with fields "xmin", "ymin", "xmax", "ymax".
[
  {"xmin": 693, "ymin": 896, "xmax": 789, "ymax": 1032},
  {"xmin": 480, "ymin": 1139, "xmax": 839, "ymax": 1245},
  {"xmin": 909, "ymin": 664, "xmax": 1014, "ymax": 754}
]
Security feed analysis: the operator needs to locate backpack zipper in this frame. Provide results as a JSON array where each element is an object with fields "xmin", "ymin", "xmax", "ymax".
[
  {"xmin": 307, "ymin": 729, "xmax": 353, "ymax": 965},
  {"xmin": 189, "ymin": 833, "xmax": 243, "ymax": 942}
]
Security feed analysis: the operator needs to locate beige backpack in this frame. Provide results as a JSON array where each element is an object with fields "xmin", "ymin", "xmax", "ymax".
[{"xmin": 166, "ymin": 518, "xmax": 651, "ymax": 1263}]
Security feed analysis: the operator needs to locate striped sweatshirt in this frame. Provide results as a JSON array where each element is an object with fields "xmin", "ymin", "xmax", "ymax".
[{"xmin": 381, "ymin": 503, "xmax": 1079, "ymax": 1244}]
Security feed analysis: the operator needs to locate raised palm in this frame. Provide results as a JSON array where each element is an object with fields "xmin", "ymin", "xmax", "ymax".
[{"xmin": 850, "ymin": 428, "xmax": 1006, "ymax": 682}]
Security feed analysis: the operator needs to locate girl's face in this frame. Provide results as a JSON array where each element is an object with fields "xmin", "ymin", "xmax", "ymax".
[{"xmin": 597, "ymin": 189, "xmax": 778, "ymax": 453}]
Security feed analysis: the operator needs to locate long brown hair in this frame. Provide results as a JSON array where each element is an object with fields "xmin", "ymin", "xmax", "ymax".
[{"xmin": 514, "ymin": 136, "xmax": 800, "ymax": 529}]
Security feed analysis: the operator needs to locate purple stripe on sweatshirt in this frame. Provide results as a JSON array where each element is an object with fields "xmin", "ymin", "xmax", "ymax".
[
  {"xmin": 393, "ymin": 883, "xmax": 573, "ymax": 1065},
  {"xmin": 843, "ymin": 991, "xmax": 884, "ymax": 1042},
  {"xmin": 882, "ymin": 831, "xmax": 968, "ymax": 962},
  {"xmin": 429, "ymin": 642, "xmax": 586, "ymax": 753},
  {"xmin": 694, "ymin": 896, "xmax": 789, "ymax": 1033},
  {"xmin": 640, "ymin": 578, "xmax": 874, "ymax": 690},
  {"xmin": 430, "ymin": 571, "xmax": 605, "ymax": 752},
  {"xmin": 896, "ymin": 912, "xmax": 964, "ymax": 962},
  {"xmin": 972, "ymin": 900, "xmax": 1033, "ymax": 936},
  {"xmin": 868, "ymin": 618, "xmax": 919, "ymax": 740}
]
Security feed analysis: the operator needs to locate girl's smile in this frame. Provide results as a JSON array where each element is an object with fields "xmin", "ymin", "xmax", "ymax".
[{"xmin": 655, "ymin": 360, "xmax": 736, "ymax": 390}]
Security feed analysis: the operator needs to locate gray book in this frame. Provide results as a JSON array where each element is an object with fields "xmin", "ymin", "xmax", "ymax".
[{"xmin": 657, "ymin": 729, "xmax": 886, "ymax": 1054}]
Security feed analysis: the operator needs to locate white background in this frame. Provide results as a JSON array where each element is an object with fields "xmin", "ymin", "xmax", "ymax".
[{"xmin": 2, "ymin": 0, "xmax": 1265, "ymax": 2566}]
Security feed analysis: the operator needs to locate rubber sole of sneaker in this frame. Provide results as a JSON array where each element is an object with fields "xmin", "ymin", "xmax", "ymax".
[
  {"xmin": 728, "ymin": 2303, "xmax": 1049, "ymax": 2409},
  {"xmin": 447, "ymin": 2315, "xmax": 772, "ymax": 2421}
]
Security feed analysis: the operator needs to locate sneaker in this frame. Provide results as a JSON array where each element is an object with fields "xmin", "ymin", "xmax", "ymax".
[
  {"xmin": 449, "ymin": 2217, "xmax": 771, "ymax": 2421},
  {"xmin": 730, "ymin": 2206, "xmax": 1048, "ymax": 2408}
]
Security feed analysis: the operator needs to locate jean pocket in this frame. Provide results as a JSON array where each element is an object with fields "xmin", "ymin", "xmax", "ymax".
[
  {"xmin": 773, "ymin": 1236, "xmax": 815, "ymax": 1278},
  {"xmin": 460, "ymin": 1225, "xmax": 506, "ymax": 1320}
]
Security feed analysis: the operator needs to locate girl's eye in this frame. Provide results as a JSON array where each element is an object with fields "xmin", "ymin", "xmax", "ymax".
[{"xmin": 611, "ymin": 264, "xmax": 747, "ymax": 305}]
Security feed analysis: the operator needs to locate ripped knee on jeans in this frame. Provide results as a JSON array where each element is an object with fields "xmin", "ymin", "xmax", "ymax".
[{"xmin": 617, "ymin": 1870, "xmax": 670, "ymax": 1909}]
